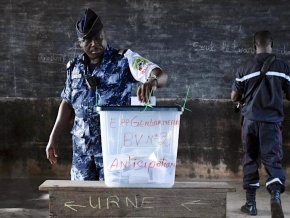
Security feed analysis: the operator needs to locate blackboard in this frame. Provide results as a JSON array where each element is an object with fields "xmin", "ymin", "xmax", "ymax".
[{"xmin": 1, "ymin": 0, "xmax": 290, "ymax": 99}]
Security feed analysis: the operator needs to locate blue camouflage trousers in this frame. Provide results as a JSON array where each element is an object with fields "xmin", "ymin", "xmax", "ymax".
[{"xmin": 71, "ymin": 131, "xmax": 104, "ymax": 181}]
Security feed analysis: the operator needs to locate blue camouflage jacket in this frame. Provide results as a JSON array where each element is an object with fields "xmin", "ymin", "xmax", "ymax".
[{"xmin": 61, "ymin": 45, "xmax": 137, "ymax": 149}]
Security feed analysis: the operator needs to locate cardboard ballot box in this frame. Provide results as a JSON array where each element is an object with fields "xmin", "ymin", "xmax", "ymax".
[{"xmin": 97, "ymin": 106, "xmax": 183, "ymax": 188}]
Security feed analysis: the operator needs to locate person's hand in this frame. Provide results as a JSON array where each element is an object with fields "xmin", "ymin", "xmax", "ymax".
[
  {"xmin": 137, "ymin": 79, "xmax": 157, "ymax": 103},
  {"xmin": 46, "ymin": 140, "xmax": 58, "ymax": 164}
]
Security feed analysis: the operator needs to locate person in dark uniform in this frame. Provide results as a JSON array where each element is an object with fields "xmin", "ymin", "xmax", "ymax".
[
  {"xmin": 46, "ymin": 8, "xmax": 168, "ymax": 181},
  {"xmin": 231, "ymin": 30, "xmax": 290, "ymax": 218}
]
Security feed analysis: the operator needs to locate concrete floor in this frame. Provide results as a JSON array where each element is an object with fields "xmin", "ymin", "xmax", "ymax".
[
  {"xmin": 0, "ymin": 179, "xmax": 289, "ymax": 218},
  {"xmin": 227, "ymin": 180, "xmax": 290, "ymax": 218},
  {"xmin": 0, "ymin": 179, "xmax": 49, "ymax": 218}
]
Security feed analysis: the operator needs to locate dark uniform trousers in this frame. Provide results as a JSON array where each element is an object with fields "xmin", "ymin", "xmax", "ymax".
[{"xmin": 242, "ymin": 118, "xmax": 286, "ymax": 192}]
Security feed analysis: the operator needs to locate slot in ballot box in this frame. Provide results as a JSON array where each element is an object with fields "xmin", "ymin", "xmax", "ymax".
[{"xmin": 97, "ymin": 106, "xmax": 183, "ymax": 187}]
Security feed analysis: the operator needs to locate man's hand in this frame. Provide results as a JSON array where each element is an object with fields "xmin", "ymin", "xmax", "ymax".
[
  {"xmin": 136, "ymin": 68, "xmax": 168, "ymax": 103},
  {"xmin": 45, "ymin": 100, "xmax": 73, "ymax": 164},
  {"xmin": 46, "ymin": 140, "xmax": 58, "ymax": 164},
  {"xmin": 137, "ymin": 79, "xmax": 157, "ymax": 103},
  {"xmin": 231, "ymin": 90, "xmax": 242, "ymax": 102}
]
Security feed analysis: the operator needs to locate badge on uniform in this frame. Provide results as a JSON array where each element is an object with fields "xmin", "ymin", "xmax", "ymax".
[
  {"xmin": 71, "ymin": 68, "xmax": 82, "ymax": 79},
  {"xmin": 72, "ymin": 73, "xmax": 82, "ymax": 79}
]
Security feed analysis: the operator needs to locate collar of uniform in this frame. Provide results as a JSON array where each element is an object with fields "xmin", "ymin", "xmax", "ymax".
[
  {"xmin": 255, "ymin": 53, "xmax": 273, "ymax": 62},
  {"xmin": 101, "ymin": 44, "xmax": 115, "ymax": 62},
  {"xmin": 79, "ymin": 44, "xmax": 116, "ymax": 76},
  {"xmin": 80, "ymin": 44, "xmax": 114, "ymax": 63}
]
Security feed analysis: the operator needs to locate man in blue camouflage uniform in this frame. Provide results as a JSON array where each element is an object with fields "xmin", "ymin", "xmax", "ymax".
[
  {"xmin": 46, "ymin": 8, "xmax": 168, "ymax": 181},
  {"xmin": 231, "ymin": 30, "xmax": 290, "ymax": 218}
]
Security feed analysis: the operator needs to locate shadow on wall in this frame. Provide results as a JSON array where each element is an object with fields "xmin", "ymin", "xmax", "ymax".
[{"xmin": 0, "ymin": 98, "xmax": 71, "ymax": 179}]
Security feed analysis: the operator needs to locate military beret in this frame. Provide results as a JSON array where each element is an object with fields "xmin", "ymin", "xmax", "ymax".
[{"xmin": 76, "ymin": 8, "xmax": 103, "ymax": 39}]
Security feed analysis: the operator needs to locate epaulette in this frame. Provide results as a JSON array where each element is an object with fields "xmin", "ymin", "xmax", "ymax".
[
  {"xmin": 118, "ymin": 49, "xmax": 128, "ymax": 56},
  {"xmin": 66, "ymin": 60, "xmax": 75, "ymax": 70}
]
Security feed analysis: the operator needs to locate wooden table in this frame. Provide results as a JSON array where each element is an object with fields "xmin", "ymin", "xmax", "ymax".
[{"xmin": 39, "ymin": 180, "xmax": 235, "ymax": 218}]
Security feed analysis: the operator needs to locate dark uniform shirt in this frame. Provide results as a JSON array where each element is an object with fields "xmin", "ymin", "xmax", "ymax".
[{"xmin": 232, "ymin": 53, "xmax": 290, "ymax": 123}]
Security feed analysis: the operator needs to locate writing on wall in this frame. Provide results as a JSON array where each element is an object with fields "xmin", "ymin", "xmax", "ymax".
[
  {"xmin": 2, "ymin": 0, "xmax": 290, "ymax": 99},
  {"xmin": 38, "ymin": 53, "xmax": 65, "ymax": 64},
  {"xmin": 192, "ymin": 40, "xmax": 290, "ymax": 55}
]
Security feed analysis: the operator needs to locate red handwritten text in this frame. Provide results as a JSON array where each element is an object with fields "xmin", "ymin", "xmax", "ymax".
[
  {"xmin": 109, "ymin": 155, "xmax": 176, "ymax": 172},
  {"xmin": 109, "ymin": 116, "xmax": 180, "ymax": 128},
  {"xmin": 123, "ymin": 132, "xmax": 170, "ymax": 147}
]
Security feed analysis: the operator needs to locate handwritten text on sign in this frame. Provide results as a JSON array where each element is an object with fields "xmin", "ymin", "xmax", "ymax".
[
  {"xmin": 108, "ymin": 115, "xmax": 180, "ymax": 147},
  {"xmin": 101, "ymin": 111, "xmax": 181, "ymax": 183},
  {"xmin": 109, "ymin": 155, "xmax": 175, "ymax": 172},
  {"xmin": 109, "ymin": 116, "xmax": 180, "ymax": 128}
]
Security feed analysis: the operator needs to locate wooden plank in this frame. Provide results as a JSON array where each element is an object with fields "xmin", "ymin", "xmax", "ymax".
[
  {"xmin": 39, "ymin": 180, "xmax": 236, "ymax": 192},
  {"xmin": 39, "ymin": 180, "xmax": 235, "ymax": 217},
  {"xmin": 49, "ymin": 189, "xmax": 227, "ymax": 217}
]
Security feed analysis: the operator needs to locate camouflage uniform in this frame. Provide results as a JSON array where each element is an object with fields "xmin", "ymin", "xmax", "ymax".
[{"xmin": 61, "ymin": 45, "xmax": 138, "ymax": 180}]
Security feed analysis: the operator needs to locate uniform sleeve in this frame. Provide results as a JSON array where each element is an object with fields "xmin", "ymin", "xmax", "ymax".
[
  {"xmin": 60, "ymin": 61, "xmax": 73, "ymax": 104},
  {"xmin": 123, "ymin": 49, "xmax": 161, "ymax": 83},
  {"xmin": 231, "ymin": 66, "xmax": 244, "ymax": 95}
]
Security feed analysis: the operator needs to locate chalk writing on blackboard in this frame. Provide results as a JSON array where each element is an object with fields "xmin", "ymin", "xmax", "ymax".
[
  {"xmin": 192, "ymin": 41, "xmax": 217, "ymax": 52},
  {"xmin": 277, "ymin": 46, "xmax": 290, "ymax": 55},
  {"xmin": 221, "ymin": 41, "xmax": 254, "ymax": 54},
  {"xmin": 192, "ymin": 40, "xmax": 290, "ymax": 55},
  {"xmin": 192, "ymin": 40, "xmax": 254, "ymax": 54},
  {"xmin": 38, "ymin": 53, "xmax": 65, "ymax": 63}
]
